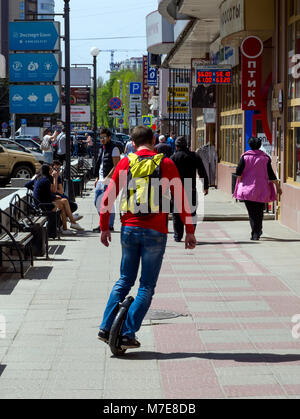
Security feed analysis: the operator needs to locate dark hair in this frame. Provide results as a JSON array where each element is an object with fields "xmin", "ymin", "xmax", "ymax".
[
  {"xmin": 52, "ymin": 160, "xmax": 62, "ymax": 166},
  {"xmin": 44, "ymin": 128, "xmax": 51, "ymax": 136},
  {"xmin": 100, "ymin": 128, "xmax": 112, "ymax": 137},
  {"xmin": 131, "ymin": 126, "xmax": 154, "ymax": 147},
  {"xmin": 175, "ymin": 136, "xmax": 188, "ymax": 150},
  {"xmin": 248, "ymin": 137, "xmax": 262, "ymax": 150},
  {"xmin": 36, "ymin": 164, "xmax": 51, "ymax": 180}
]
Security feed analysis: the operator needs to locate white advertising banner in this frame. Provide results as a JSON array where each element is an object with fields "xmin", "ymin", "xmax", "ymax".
[
  {"xmin": 61, "ymin": 105, "xmax": 91, "ymax": 123},
  {"xmin": 220, "ymin": 0, "xmax": 245, "ymax": 40}
]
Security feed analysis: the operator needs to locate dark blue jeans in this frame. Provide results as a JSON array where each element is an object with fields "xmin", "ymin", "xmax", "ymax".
[{"xmin": 100, "ymin": 226, "xmax": 167, "ymax": 338}]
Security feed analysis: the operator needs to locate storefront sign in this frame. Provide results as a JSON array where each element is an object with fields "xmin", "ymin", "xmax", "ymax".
[
  {"xmin": 241, "ymin": 36, "xmax": 263, "ymax": 111},
  {"xmin": 220, "ymin": 0, "xmax": 245, "ymax": 40},
  {"xmin": 196, "ymin": 67, "xmax": 232, "ymax": 85},
  {"xmin": 142, "ymin": 55, "xmax": 149, "ymax": 100}
]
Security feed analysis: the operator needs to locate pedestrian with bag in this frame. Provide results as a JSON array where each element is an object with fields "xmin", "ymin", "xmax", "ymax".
[
  {"xmin": 171, "ymin": 136, "xmax": 209, "ymax": 242},
  {"xmin": 97, "ymin": 126, "xmax": 196, "ymax": 350},
  {"xmin": 41, "ymin": 128, "xmax": 58, "ymax": 164},
  {"xmin": 234, "ymin": 137, "xmax": 282, "ymax": 240}
]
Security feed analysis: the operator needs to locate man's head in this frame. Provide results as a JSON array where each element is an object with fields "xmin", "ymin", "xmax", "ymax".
[
  {"xmin": 99, "ymin": 128, "xmax": 112, "ymax": 145},
  {"xmin": 248, "ymin": 137, "xmax": 262, "ymax": 150},
  {"xmin": 52, "ymin": 160, "xmax": 62, "ymax": 172},
  {"xmin": 159, "ymin": 135, "xmax": 166, "ymax": 143},
  {"xmin": 131, "ymin": 126, "xmax": 154, "ymax": 148},
  {"xmin": 175, "ymin": 136, "xmax": 188, "ymax": 151},
  {"xmin": 170, "ymin": 131, "xmax": 175, "ymax": 139}
]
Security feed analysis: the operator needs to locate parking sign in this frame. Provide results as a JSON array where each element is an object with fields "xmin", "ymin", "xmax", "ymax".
[{"xmin": 130, "ymin": 82, "xmax": 142, "ymax": 95}]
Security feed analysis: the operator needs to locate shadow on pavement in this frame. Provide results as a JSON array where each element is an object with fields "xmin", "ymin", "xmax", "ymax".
[
  {"xmin": 261, "ymin": 237, "xmax": 300, "ymax": 242},
  {"xmin": 24, "ymin": 266, "xmax": 53, "ymax": 280},
  {"xmin": 120, "ymin": 351, "xmax": 300, "ymax": 364},
  {"xmin": 196, "ymin": 241, "xmax": 255, "ymax": 246},
  {"xmin": 0, "ymin": 365, "xmax": 6, "ymax": 377}
]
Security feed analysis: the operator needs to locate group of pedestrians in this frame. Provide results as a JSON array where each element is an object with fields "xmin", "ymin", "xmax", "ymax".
[
  {"xmin": 41, "ymin": 128, "xmax": 67, "ymax": 165},
  {"xmin": 94, "ymin": 126, "xmax": 282, "ymax": 351}
]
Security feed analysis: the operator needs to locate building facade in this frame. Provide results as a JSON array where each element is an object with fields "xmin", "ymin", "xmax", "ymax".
[{"xmin": 146, "ymin": 0, "xmax": 300, "ymax": 234}]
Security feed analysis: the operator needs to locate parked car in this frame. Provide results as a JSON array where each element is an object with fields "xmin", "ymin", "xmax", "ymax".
[
  {"xmin": 0, "ymin": 144, "xmax": 41, "ymax": 186},
  {"xmin": 115, "ymin": 133, "xmax": 130, "ymax": 145},
  {"xmin": 0, "ymin": 139, "xmax": 47, "ymax": 165},
  {"xmin": 10, "ymin": 137, "xmax": 42, "ymax": 154}
]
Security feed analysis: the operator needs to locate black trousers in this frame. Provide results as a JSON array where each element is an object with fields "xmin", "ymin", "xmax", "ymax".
[
  {"xmin": 244, "ymin": 200, "xmax": 265, "ymax": 237},
  {"xmin": 173, "ymin": 212, "xmax": 197, "ymax": 241}
]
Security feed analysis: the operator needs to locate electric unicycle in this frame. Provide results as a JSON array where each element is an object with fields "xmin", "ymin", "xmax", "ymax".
[{"xmin": 108, "ymin": 296, "xmax": 134, "ymax": 356}]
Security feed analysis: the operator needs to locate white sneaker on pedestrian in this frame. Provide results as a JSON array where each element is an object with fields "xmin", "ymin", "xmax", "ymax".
[
  {"xmin": 73, "ymin": 213, "xmax": 83, "ymax": 221},
  {"xmin": 70, "ymin": 223, "xmax": 84, "ymax": 231},
  {"xmin": 61, "ymin": 229, "xmax": 75, "ymax": 236}
]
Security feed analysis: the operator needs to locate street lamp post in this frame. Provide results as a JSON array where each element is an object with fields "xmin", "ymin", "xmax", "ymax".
[
  {"xmin": 90, "ymin": 47, "xmax": 100, "ymax": 168},
  {"xmin": 63, "ymin": 0, "xmax": 75, "ymax": 202}
]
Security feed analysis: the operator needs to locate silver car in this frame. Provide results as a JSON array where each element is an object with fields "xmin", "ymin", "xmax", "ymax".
[{"xmin": 0, "ymin": 139, "xmax": 47, "ymax": 165}]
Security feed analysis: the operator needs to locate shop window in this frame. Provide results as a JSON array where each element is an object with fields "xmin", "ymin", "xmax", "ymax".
[
  {"xmin": 296, "ymin": 129, "xmax": 300, "ymax": 182},
  {"xmin": 288, "ymin": 129, "xmax": 294, "ymax": 179}
]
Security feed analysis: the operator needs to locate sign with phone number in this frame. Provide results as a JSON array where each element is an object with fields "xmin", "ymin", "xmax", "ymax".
[{"xmin": 196, "ymin": 68, "xmax": 232, "ymax": 85}]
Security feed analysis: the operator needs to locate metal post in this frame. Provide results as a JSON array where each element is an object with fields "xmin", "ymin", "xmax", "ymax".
[
  {"xmin": 63, "ymin": 0, "xmax": 75, "ymax": 202},
  {"xmin": 93, "ymin": 55, "xmax": 98, "ymax": 167}
]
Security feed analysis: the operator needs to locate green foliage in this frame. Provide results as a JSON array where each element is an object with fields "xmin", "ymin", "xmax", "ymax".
[{"xmin": 94, "ymin": 69, "xmax": 142, "ymax": 130}]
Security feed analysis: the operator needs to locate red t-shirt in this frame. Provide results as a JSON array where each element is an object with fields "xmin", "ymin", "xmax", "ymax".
[{"xmin": 99, "ymin": 149, "xmax": 194, "ymax": 234}]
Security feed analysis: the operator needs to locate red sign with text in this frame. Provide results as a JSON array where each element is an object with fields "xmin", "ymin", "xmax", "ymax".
[
  {"xmin": 241, "ymin": 36, "xmax": 263, "ymax": 111},
  {"xmin": 143, "ymin": 55, "xmax": 149, "ymax": 100}
]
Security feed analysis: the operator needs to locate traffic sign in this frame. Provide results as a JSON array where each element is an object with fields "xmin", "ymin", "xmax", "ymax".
[
  {"xmin": 109, "ymin": 97, "xmax": 122, "ymax": 110},
  {"xmin": 129, "ymin": 102, "xmax": 142, "ymax": 112},
  {"xmin": 130, "ymin": 82, "xmax": 142, "ymax": 95},
  {"xmin": 9, "ymin": 21, "xmax": 60, "ymax": 51},
  {"xmin": 21, "ymin": 118, "xmax": 27, "ymax": 126},
  {"xmin": 9, "ymin": 53, "xmax": 60, "ymax": 82},
  {"xmin": 1, "ymin": 122, "xmax": 8, "ymax": 129},
  {"xmin": 118, "ymin": 118, "xmax": 124, "ymax": 125},
  {"xmin": 130, "ymin": 95, "xmax": 142, "ymax": 103},
  {"xmin": 129, "ymin": 109, "xmax": 142, "ymax": 117},
  {"xmin": 142, "ymin": 115, "xmax": 152, "ymax": 126},
  {"xmin": 10, "ymin": 85, "xmax": 60, "ymax": 114},
  {"xmin": 109, "ymin": 110, "xmax": 122, "ymax": 118},
  {"xmin": 147, "ymin": 54, "xmax": 158, "ymax": 86}
]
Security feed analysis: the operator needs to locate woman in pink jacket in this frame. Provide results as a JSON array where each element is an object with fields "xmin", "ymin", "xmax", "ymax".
[{"xmin": 234, "ymin": 137, "xmax": 282, "ymax": 240}]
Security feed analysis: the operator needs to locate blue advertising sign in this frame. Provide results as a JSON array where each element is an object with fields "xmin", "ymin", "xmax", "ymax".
[
  {"xmin": 9, "ymin": 21, "xmax": 60, "ymax": 51},
  {"xmin": 147, "ymin": 54, "xmax": 157, "ymax": 87},
  {"xmin": 9, "ymin": 53, "xmax": 60, "ymax": 82},
  {"xmin": 10, "ymin": 85, "xmax": 60, "ymax": 114},
  {"xmin": 129, "ymin": 82, "xmax": 142, "ymax": 95}
]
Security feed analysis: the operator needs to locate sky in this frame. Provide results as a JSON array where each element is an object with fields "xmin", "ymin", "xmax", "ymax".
[{"xmin": 54, "ymin": 0, "xmax": 158, "ymax": 82}]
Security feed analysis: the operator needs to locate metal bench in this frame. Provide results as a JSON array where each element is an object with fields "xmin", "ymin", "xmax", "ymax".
[
  {"xmin": 0, "ymin": 211, "xmax": 33, "ymax": 279},
  {"xmin": 9, "ymin": 194, "xmax": 49, "ymax": 259}
]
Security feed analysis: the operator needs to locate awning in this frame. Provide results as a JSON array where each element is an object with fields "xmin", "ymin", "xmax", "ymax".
[{"xmin": 162, "ymin": 18, "xmax": 220, "ymax": 69}]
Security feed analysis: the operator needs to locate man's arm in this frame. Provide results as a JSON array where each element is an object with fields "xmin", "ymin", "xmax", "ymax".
[{"xmin": 196, "ymin": 154, "xmax": 209, "ymax": 194}]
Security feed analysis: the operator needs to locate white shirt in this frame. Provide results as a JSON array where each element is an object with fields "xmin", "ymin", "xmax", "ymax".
[{"xmin": 96, "ymin": 146, "xmax": 120, "ymax": 189}]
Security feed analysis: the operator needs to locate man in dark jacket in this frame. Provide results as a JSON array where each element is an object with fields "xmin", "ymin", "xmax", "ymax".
[
  {"xmin": 171, "ymin": 136, "xmax": 209, "ymax": 242},
  {"xmin": 154, "ymin": 135, "xmax": 172, "ymax": 158},
  {"xmin": 93, "ymin": 128, "xmax": 120, "ymax": 232}
]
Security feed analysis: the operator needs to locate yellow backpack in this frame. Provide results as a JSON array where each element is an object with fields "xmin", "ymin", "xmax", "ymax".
[{"xmin": 120, "ymin": 153, "xmax": 166, "ymax": 216}]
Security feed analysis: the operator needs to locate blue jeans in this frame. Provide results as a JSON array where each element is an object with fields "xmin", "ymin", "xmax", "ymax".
[
  {"xmin": 100, "ymin": 226, "xmax": 167, "ymax": 338},
  {"xmin": 94, "ymin": 183, "xmax": 115, "ymax": 228},
  {"xmin": 73, "ymin": 143, "xmax": 78, "ymax": 157}
]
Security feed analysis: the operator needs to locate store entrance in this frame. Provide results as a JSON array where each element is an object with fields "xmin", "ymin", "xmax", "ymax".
[{"xmin": 276, "ymin": 118, "xmax": 282, "ymax": 220}]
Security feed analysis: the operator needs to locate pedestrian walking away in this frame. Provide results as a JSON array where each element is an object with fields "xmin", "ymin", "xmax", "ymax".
[
  {"xmin": 171, "ymin": 136, "xmax": 209, "ymax": 242},
  {"xmin": 72, "ymin": 131, "xmax": 79, "ymax": 157},
  {"xmin": 84, "ymin": 132, "xmax": 94, "ymax": 158},
  {"xmin": 234, "ymin": 136, "xmax": 282, "ymax": 240},
  {"xmin": 56, "ymin": 128, "xmax": 66, "ymax": 164},
  {"xmin": 97, "ymin": 126, "xmax": 196, "ymax": 350},
  {"xmin": 154, "ymin": 134, "xmax": 172, "ymax": 158},
  {"xmin": 92, "ymin": 128, "xmax": 120, "ymax": 233}
]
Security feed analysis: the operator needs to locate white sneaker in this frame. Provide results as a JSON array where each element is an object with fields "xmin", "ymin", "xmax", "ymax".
[
  {"xmin": 73, "ymin": 213, "xmax": 83, "ymax": 221},
  {"xmin": 61, "ymin": 229, "xmax": 75, "ymax": 236},
  {"xmin": 70, "ymin": 223, "xmax": 84, "ymax": 231}
]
